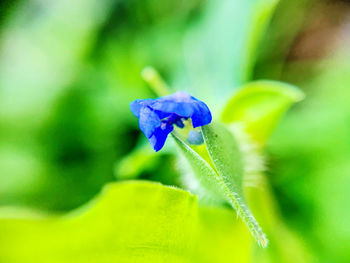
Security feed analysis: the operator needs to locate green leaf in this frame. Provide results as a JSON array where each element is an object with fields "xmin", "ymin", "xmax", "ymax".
[
  {"xmin": 201, "ymin": 122, "xmax": 268, "ymax": 247},
  {"xmin": 171, "ymin": 133, "xmax": 225, "ymax": 201},
  {"xmin": 221, "ymin": 80, "xmax": 305, "ymax": 144},
  {"xmin": 172, "ymin": 124, "xmax": 267, "ymax": 247},
  {"xmin": 0, "ymin": 181, "xmax": 251, "ymax": 262}
]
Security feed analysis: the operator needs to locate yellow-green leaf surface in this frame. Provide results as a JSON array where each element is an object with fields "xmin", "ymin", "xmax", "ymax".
[
  {"xmin": 0, "ymin": 181, "xmax": 251, "ymax": 263},
  {"xmin": 221, "ymin": 81, "xmax": 305, "ymax": 144}
]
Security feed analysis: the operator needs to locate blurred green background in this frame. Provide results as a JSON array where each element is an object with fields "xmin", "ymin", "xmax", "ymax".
[{"xmin": 0, "ymin": 0, "xmax": 349, "ymax": 262}]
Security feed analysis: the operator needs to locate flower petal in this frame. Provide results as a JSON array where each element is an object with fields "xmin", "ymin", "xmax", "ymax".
[
  {"xmin": 191, "ymin": 101, "xmax": 212, "ymax": 127},
  {"xmin": 150, "ymin": 92, "xmax": 194, "ymax": 117},
  {"xmin": 130, "ymin": 99, "xmax": 154, "ymax": 118},
  {"xmin": 139, "ymin": 106, "xmax": 161, "ymax": 138},
  {"xmin": 148, "ymin": 123, "xmax": 174, "ymax": 152}
]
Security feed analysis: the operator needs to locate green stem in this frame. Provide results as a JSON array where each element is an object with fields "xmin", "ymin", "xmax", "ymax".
[{"xmin": 141, "ymin": 66, "xmax": 172, "ymax": 97}]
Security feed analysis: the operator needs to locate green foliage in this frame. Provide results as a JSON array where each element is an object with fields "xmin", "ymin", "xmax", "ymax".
[
  {"xmin": 173, "ymin": 121, "xmax": 269, "ymax": 247},
  {"xmin": 268, "ymin": 55, "xmax": 350, "ymax": 263},
  {"xmin": 172, "ymin": 133, "xmax": 224, "ymax": 200},
  {"xmin": 0, "ymin": 0, "xmax": 125, "ymax": 210},
  {"xmin": 221, "ymin": 81, "xmax": 305, "ymax": 144},
  {"xmin": 0, "ymin": 181, "xmax": 252, "ymax": 263},
  {"xmin": 202, "ymin": 123, "xmax": 268, "ymax": 247},
  {"xmin": 175, "ymin": 0, "xmax": 280, "ymax": 103}
]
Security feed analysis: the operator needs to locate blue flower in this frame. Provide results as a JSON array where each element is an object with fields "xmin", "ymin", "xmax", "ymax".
[{"xmin": 130, "ymin": 92, "xmax": 212, "ymax": 151}]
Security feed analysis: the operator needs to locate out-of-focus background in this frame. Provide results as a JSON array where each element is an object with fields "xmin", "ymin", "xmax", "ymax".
[{"xmin": 0, "ymin": 0, "xmax": 349, "ymax": 262}]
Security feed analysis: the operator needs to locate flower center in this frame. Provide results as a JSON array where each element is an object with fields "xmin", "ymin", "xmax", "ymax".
[{"xmin": 163, "ymin": 114, "xmax": 188, "ymax": 129}]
